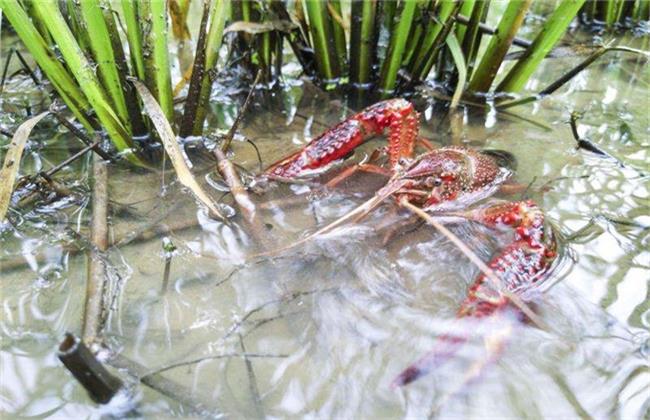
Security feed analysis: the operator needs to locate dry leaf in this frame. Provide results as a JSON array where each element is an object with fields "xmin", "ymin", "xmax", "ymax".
[
  {"xmin": 129, "ymin": 78, "xmax": 226, "ymax": 221},
  {"xmin": 0, "ymin": 111, "xmax": 49, "ymax": 221}
]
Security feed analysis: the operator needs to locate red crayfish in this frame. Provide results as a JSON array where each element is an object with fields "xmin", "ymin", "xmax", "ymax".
[{"xmin": 258, "ymin": 99, "xmax": 558, "ymax": 386}]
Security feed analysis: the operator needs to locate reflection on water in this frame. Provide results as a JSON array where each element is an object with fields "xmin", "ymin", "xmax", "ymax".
[{"xmin": 1, "ymin": 32, "xmax": 649, "ymax": 419}]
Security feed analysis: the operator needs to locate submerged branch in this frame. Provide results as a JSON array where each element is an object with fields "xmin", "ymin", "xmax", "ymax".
[
  {"xmin": 214, "ymin": 148, "xmax": 270, "ymax": 249},
  {"xmin": 58, "ymin": 333, "xmax": 123, "ymax": 404},
  {"xmin": 82, "ymin": 153, "xmax": 110, "ymax": 344},
  {"xmin": 144, "ymin": 352, "xmax": 289, "ymax": 377},
  {"xmin": 220, "ymin": 69, "xmax": 262, "ymax": 153},
  {"xmin": 109, "ymin": 353, "xmax": 222, "ymax": 416}
]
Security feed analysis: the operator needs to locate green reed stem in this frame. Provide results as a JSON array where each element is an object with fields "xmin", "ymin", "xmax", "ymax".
[
  {"xmin": 497, "ymin": 0, "xmax": 586, "ymax": 94},
  {"xmin": 350, "ymin": 0, "xmax": 378, "ymax": 86},
  {"xmin": 408, "ymin": 0, "xmax": 459, "ymax": 83},
  {"xmin": 378, "ymin": 0, "xmax": 417, "ymax": 93},
  {"xmin": 0, "ymin": 1, "xmax": 93, "ymax": 131},
  {"xmin": 31, "ymin": 0, "xmax": 141, "ymax": 162},
  {"xmin": 468, "ymin": 0, "xmax": 532, "ymax": 93},
  {"xmin": 121, "ymin": 1, "xmax": 146, "ymax": 81},
  {"xmin": 303, "ymin": 0, "xmax": 340, "ymax": 81},
  {"xmin": 79, "ymin": 0, "xmax": 131, "ymax": 130},
  {"xmin": 141, "ymin": 0, "xmax": 174, "ymax": 122},
  {"xmin": 462, "ymin": 0, "xmax": 491, "ymax": 80},
  {"xmin": 328, "ymin": 0, "xmax": 347, "ymax": 75},
  {"xmin": 193, "ymin": 0, "xmax": 229, "ymax": 135},
  {"xmin": 446, "ymin": 32, "xmax": 467, "ymax": 110},
  {"xmin": 455, "ymin": 0, "xmax": 477, "ymax": 45}
]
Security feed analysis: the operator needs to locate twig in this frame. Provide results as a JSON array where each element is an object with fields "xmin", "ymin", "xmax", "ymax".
[
  {"xmin": 454, "ymin": 14, "xmax": 532, "ymax": 49},
  {"xmin": 58, "ymin": 333, "xmax": 123, "ymax": 404},
  {"xmin": 214, "ymin": 148, "xmax": 270, "ymax": 249},
  {"xmin": 108, "ymin": 353, "xmax": 222, "ymax": 416},
  {"xmin": 144, "ymin": 352, "xmax": 289, "ymax": 377},
  {"xmin": 82, "ymin": 153, "xmax": 110, "ymax": 344},
  {"xmin": 50, "ymin": 104, "xmax": 112, "ymax": 161},
  {"xmin": 238, "ymin": 333, "xmax": 264, "ymax": 418},
  {"xmin": 220, "ymin": 69, "xmax": 262, "ymax": 152},
  {"xmin": 398, "ymin": 198, "xmax": 551, "ymax": 332}
]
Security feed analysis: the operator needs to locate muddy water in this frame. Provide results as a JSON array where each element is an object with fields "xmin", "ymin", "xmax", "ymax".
[{"xmin": 1, "ymin": 32, "xmax": 649, "ymax": 419}]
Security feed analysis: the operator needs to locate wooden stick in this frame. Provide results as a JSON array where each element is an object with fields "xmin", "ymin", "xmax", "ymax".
[
  {"xmin": 214, "ymin": 148, "xmax": 270, "ymax": 249},
  {"xmin": 82, "ymin": 153, "xmax": 110, "ymax": 344},
  {"xmin": 108, "ymin": 353, "xmax": 222, "ymax": 416},
  {"xmin": 58, "ymin": 333, "xmax": 123, "ymax": 404}
]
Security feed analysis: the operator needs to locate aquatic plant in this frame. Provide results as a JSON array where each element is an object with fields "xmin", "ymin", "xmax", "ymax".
[
  {"xmin": 0, "ymin": 0, "xmax": 228, "ymax": 159},
  {"xmin": 2, "ymin": 0, "xmax": 647, "ymax": 162}
]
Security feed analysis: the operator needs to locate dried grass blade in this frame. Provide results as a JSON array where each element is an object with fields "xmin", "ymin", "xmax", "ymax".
[
  {"xmin": 0, "ymin": 111, "xmax": 49, "ymax": 221},
  {"xmin": 130, "ymin": 78, "xmax": 226, "ymax": 221}
]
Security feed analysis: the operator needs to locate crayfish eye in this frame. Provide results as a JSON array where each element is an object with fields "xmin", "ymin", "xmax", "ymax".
[{"xmin": 425, "ymin": 177, "xmax": 442, "ymax": 187}]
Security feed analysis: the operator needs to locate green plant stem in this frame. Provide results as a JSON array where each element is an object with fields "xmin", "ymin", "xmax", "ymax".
[
  {"xmin": 497, "ymin": 0, "xmax": 586, "ymax": 94},
  {"xmin": 350, "ymin": 0, "xmax": 377, "ymax": 86},
  {"xmin": 0, "ymin": 1, "xmax": 93, "ymax": 131},
  {"xmin": 468, "ymin": 0, "xmax": 532, "ymax": 93},
  {"xmin": 408, "ymin": 0, "xmax": 460, "ymax": 83},
  {"xmin": 79, "ymin": 0, "xmax": 131, "ymax": 130},
  {"xmin": 121, "ymin": 1, "xmax": 146, "ymax": 81},
  {"xmin": 303, "ymin": 0, "xmax": 340, "ymax": 81},
  {"xmin": 180, "ymin": 0, "xmax": 211, "ymax": 138},
  {"xmin": 192, "ymin": 0, "xmax": 229, "ymax": 135},
  {"xmin": 378, "ymin": 0, "xmax": 418, "ymax": 93},
  {"xmin": 328, "ymin": 0, "xmax": 347, "ymax": 75},
  {"xmin": 455, "ymin": 0, "xmax": 477, "ymax": 45},
  {"xmin": 461, "ymin": 0, "xmax": 491, "ymax": 80},
  {"xmin": 141, "ymin": 0, "xmax": 174, "ymax": 122},
  {"xmin": 30, "ymin": 0, "xmax": 141, "ymax": 162}
]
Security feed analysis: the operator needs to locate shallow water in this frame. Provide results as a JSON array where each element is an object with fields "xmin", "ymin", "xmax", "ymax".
[{"xmin": 1, "ymin": 26, "xmax": 649, "ymax": 420}]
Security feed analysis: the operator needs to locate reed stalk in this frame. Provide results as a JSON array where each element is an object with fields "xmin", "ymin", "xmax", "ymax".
[
  {"xmin": 180, "ymin": 0, "xmax": 212, "ymax": 138},
  {"xmin": 328, "ymin": 0, "xmax": 348, "ymax": 75},
  {"xmin": 193, "ymin": 0, "xmax": 229, "ymax": 135},
  {"xmin": 497, "ymin": 0, "xmax": 587, "ymax": 94},
  {"xmin": 0, "ymin": 1, "xmax": 93, "ymax": 131},
  {"xmin": 461, "ymin": 0, "xmax": 491, "ymax": 79},
  {"xmin": 29, "ymin": 1, "xmax": 141, "ymax": 162},
  {"xmin": 120, "ymin": 1, "xmax": 146, "ymax": 81},
  {"xmin": 303, "ymin": 0, "xmax": 340, "ymax": 82},
  {"xmin": 141, "ymin": 0, "xmax": 174, "ymax": 122},
  {"xmin": 455, "ymin": 0, "xmax": 477, "ymax": 45},
  {"xmin": 79, "ymin": 0, "xmax": 131, "ymax": 130},
  {"xmin": 468, "ymin": 0, "xmax": 532, "ymax": 93},
  {"xmin": 407, "ymin": 0, "xmax": 460, "ymax": 84},
  {"xmin": 270, "ymin": 0, "xmax": 315, "ymax": 76},
  {"xmin": 350, "ymin": 0, "xmax": 378, "ymax": 86},
  {"xmin": 378, "ymin": 0, "xmax": 418, "ymax": 93}
]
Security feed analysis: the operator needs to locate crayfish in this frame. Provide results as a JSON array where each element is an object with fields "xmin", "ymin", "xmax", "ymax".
[{"xmin": 256, "ymin": 99, "xmax": 558, "ymax": 387}]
